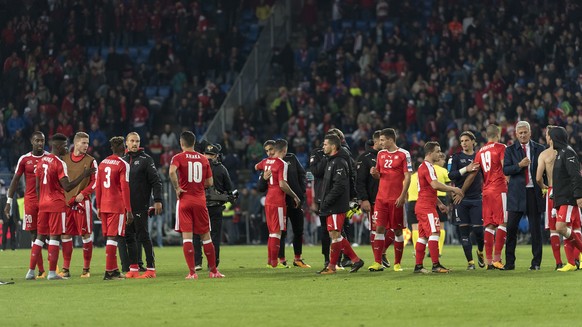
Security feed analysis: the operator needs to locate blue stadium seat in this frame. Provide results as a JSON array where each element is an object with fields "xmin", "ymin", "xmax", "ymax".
[
  {"xmin": 158, "ymin": 86, "xmax": 171, "ymax": 99},
  {"xmin": 248, "ymin": 24, "xmax": 259, "ymax": 41},
  {"xmin": 355, "ymin": 20, "xmax": 367, "ymax": 32},
  {"xmin": 241, "ymin": 9, "xmax": 253, "ymax": 22},
  {"xmin": 145, "ymin": 86, "xmax": 158, "ymax": 98},
  {"xmin": 220, "ymin": 83, "xmax": 231, "ymax": 94},
  {"xmin": 342, "ymin": 20, "xmax": 353, "ymax": 30},
  {"xmin": 368, "ymin": 20, "xmax": 377, "ymax": 29}
]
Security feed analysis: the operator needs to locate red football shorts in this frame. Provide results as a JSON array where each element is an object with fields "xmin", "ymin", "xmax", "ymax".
[
  {"xmin": 175, "ymin": 199, "xmax": 210, "ymax": 234},
  {"xmin": 374, "ymin": 199, "xmax": 405, "ymax": 230},
  {"xmin": 416, "ymin": 210, "xmax": 440, "ymax": 239},
  {"xmin": 101, "ymin": 212, "xmax": 126, "ymax": 237},
  {"xmin": 65, "ymin": 206, "xmax": 80, "ymax": 236},
  {"xmin": 265, "ymin": 205, "xmax": 287, "ymax": 234},
  {"xmin": 557, "ymin": 205, "xmax": 582, "ymax": 229},
  {"xmin": 545, "ymin": 187, "xmax": 557, "ymax": 230},
  {"xmin": 326, "ymin": 213, "xmax": 346, "ymax": 232},
  {"xmin": 37, "ymin": 212, "xmax": 66, "ymax": 236},
  {"xmin": 23, "ymin": 201, "xmax": 39, "ymax": 231},
  {"xmin": 482, "ymin": 191, "xmax": 507, "ymax": 226}
]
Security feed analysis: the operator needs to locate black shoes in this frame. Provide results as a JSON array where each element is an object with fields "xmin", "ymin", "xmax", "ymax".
[{"xmin": 349, "ymin": 260, "xmax": 364, "ymax": 273}]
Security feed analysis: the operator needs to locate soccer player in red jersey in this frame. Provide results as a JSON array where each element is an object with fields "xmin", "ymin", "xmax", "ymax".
[
  {"xmin": 4, "ymin": 132, "xmax": 47, "ymax": 278},
  {"xmin": 368, "ymin": 128, "xmax": 412, "ymax": 272},
  {"xmin": 95, "ymin": 136, "xmax": 133, "ymax": 280},
  {"xmin": 414, "ymin": 141, "xmax": 462, "ymax": 274},
  {"xmin": 169, "ymin": 131, "xmax": 224, "ymax": 279},
  {"xmin": 60, "ymin": 132, "xmax": 98, "ymax": 278},
  {"xmin": 255, "ymin": 139, "xmax": 301, "ymax": 268},
  {"xmin": 459, "ymin": 124, "xmax": 508, "ymax": 269},
  {"xmin": 26, "ymin": 133, "xmax": 94, "ymax": 280}
]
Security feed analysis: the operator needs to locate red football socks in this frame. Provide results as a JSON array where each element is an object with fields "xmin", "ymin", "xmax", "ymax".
[
  {"xmin": 182, "ymin": 240, "xmax": 195, "ymax": 274},
  {"xmin": 203, "ymin": 241, "xmax": 217, "ymax": 273},
  {"xmin": 83, "ymin": 239, "xmax": 93, "ymax": 270},
  {"xmin": 105, "ymin": 240, "xmax": 118, "ymax": 271},
  {"xmin": 494, "ymin": 226, "xmax": 506, "ymax": 262},
  {"xmin": 61, "ymin": 238, "xmax": 73, "ymax": 270}
]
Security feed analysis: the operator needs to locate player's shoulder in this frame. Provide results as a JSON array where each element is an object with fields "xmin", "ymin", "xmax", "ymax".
[{"xmin": 396, "ymin": 147, "xmax": 411, "ymax": 156}]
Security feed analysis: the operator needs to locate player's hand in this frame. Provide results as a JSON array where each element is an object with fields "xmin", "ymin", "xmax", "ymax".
[
  {"xmin": 263, "ymin": 170, "xmax": 272, "ymax": 180},
  {"xmin": 3, "ymin": 203, "xmax": 11, "ymax": 218},
  {"xmin": 453, "ymin": 193, "xmax": 464, "ymax": 205},
  {"xmin": 175, "ymin": 187, "xmax": 186, "ymax": 197},
  {"xmin": 126, "ymin": 211, "xmax": 134, "ymax": 225},
  {"xmin": 75, "ymin": 193, "xmax": 84, "ymax": 203},
  {"xmin": 293, "ymin": 196, "xmax": 301, "ymax": 208},
  {"xmin": 518, "ymin": 157, "xmax": 531, "ymax": 168},
  {"xmin": 452, "ymin": 187, "xmax": 464, "ymax": 197},
  {"xmin": 153, "ymin": 202, "xmax": 162, "ymax": 215},
  {"xmin": 96, "ymin": 209, "xmax": 101, "ymax": 221},
  {"xmin": 395, "ymin": 195, "xmax": 405, "ymax": 208},
  {"xmin": 438, "ymin": 203, "xmax": 448, "ymax": 213},
  {"xmin": 360, "ymin": 200, "xmax": 371, "ymax": 212},
  {"xmin": 466, "ymin": 162, "xmax": 480, "ymax": 172},
  {"xmin": 370, "ymin": 167, "xmax": 379, "ymax": 179},
  {"xmin": 82, "ymin": 166, "xmax": 97, "ymax": 178}
]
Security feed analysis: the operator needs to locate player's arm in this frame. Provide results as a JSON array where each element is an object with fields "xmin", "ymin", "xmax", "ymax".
[
  {"xmin": 309, "ymin": 149, "xmax": 328, "ymax": 178},
  {"xmin": 396, "ymin": 171, "xmax": 411, "ymax": 207},
  {"xmin": 536, "ymin": 152, "xmax": 548, "ymax": 190},
  {"xmin": 120, "ymin": 165, "xmax": 134, "ymax": 224},
  {"xmin": 256, "ymin": 172, "xmax": 268, "ymax": 192},
  {"xmin": 563, "ymin": 150, "xmax": 582, "ymax": 207},
  {"xmin": 355, "ymin": 157, "xmax": 370, "ymax": 202},
  {"xmin": 322, "ymin": 161, "xmax": 349, "ymax": 208},
  {"xmin": 146, "ymin": 157, "xmax": 163, "ymax": 214},
  {"xmin": 60, "ymin": 166, "xmax": 96, "ymax": 192},
  {"xmin": 221, "ymin": 165, "xmax": 234, "ymax": 193},
  {"xmin": 204, "ymin": 176, "xmax": 213, "ymax": 188},
  {"xmin": 169, "ymin": 164, "xmax": 186, "ymax": 197},
  {"xmin": 3, "ymin": 172, "xmax": 22, "ymax": 217},
  {"xmin": 279, "ymin": 179, "xmax": 300, "ymax": 207},
  {"xmin": 295, "ymin": 155, "xmax": 307, "ymax": 196},
  {"xmin": 77, "ymin": 159, "xmax": 98, "ymax": 202},
  {"xmin": 430, "ymin": 179, "xmax": 463, "ymax": 199}
]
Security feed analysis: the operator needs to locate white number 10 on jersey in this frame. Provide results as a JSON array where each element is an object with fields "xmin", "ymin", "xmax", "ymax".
[{"xmin": 188, "ymin": 161, "xmax": 203, "ymax": 183}]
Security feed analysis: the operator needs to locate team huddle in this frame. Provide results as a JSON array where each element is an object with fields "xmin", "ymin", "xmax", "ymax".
[{"xmin": 5, "ymin": 120, "xmax": 582, "ymax": 280}]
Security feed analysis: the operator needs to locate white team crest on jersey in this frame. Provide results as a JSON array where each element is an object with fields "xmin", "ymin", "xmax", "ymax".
[
  {"xmin": 395, "ymin": 156, "xmax": 399, "ymax": 159},
  {"xmin": 26, "ymin": 160, "xmax": 33, "ymax": 165}
]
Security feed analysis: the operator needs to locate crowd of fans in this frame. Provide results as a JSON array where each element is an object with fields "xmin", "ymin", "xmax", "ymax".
[
  {"xmin": 229, "ymin": 0, "xmax": 582, "ymax": 174},
  {"xmin": 0, "ymin": 0, "xmax": 270, "ymax": 171}
]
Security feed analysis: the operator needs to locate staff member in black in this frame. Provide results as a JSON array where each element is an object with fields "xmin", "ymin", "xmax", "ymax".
[
  {"xmin": 194, "ymin": 144, "xmax": 233, "ymax": 270},
  {"xmin": 309, "ymin": 138, "xmax": 330, "ymax": 269},
  {"xmin": 549, "ymin": 126, "xmax": 582, "ymax": 271},
  {"xmin": 121, "ymin": 132, "xmax": 163, "ymax": 278},
  {"xmin": 356, "ymin": 131, "xmax": 390, "ymax": 267},
  {"xmin": 317, "ymin": 134, "xmax": 364, "ymax": 275},
  {"xmin": 259, "ymin": 139, "xmax": 310, "ymax": 268},
  {"xmin": 503, "ymin": 121, "xmax": 545, "ymax": 270},
  {"xmin": 448, "ymin": 131, "xmax": 485, "ymax": 269}
]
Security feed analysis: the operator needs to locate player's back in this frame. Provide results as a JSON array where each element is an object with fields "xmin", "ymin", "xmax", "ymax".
[
  {"xmin": 16, "ymin": 151, "xmax": 47, "ymax": 204},
  {"xmin": 171, "ymin": 150, "xmax": 212, "ymax": 205},
  {"xmin": 376, "ymin": 148, "xmax": 412, "ymax": 201},
  {"xmin": 97, "ymin": 155, "xmax": 131, "ymax": 213},
  {"xmin": 36, "ymin": 153, "xmax": 67, "ymax": 212},
  {"xmin": 539, "ymin": 147, "xmax": 556, "ymax": 187},
  {"xmin": 475, "ymin": 142, "xmax": 507, "ymax": 193},
  {"xmin": 416, "ymin": 161, "xmax": 438, "ymax": 210},
  {"xmin": 256, "ymin": 157, "xmax": 287, "ymax": 207}
]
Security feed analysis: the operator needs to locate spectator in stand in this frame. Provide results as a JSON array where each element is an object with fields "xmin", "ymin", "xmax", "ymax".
[
  {"xmin": 160, "ymin": 124, "xmax": 178, "ymax": 150},
  {"xmin": 131, "ymin": 99, "xmax": 149, "ymax": 142}
]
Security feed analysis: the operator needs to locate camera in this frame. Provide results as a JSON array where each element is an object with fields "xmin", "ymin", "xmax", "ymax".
[{"xmin": 227, "ymin": 189, "xmax": 239, "ymax": 202}]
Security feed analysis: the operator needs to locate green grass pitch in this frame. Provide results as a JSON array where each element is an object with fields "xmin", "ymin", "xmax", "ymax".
[{"xmin": 0, "ymin": 244, "xmax": 579, "ymax": 326}]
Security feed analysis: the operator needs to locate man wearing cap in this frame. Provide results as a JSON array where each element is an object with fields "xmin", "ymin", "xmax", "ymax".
[{"xmin": 194, "ymin": 143, "xmax": 234, "ymax": 270}]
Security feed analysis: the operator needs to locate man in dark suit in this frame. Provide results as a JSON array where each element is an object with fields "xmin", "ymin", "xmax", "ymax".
[{"xmin": 503, "ymin": 121, "xmax": 545, "ymax": 270}]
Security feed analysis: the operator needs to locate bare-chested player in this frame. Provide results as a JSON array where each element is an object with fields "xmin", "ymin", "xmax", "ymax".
[{"xmin": 536, "ymin": 125, "xmax": 566, "ymax": 270}]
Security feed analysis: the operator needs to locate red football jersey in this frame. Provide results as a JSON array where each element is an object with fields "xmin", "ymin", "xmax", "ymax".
[
  {"xmin": 95, "ymin": 154, "xmax": 131, "ymax": 214},
  {"xmin": 416, "ymin": 160, "xmax": 438, "ymax": 210},
  {"xmin": 474, "ymin": 142, "xmax": 507, "ymax": 193},
  {"xmin": 15, "ymin": 151, "xmax": 47, "ymax": 205},
  {"xmin": 375, "ymin": 148, "xmax": 412, "ymax": 201},
  {"xmin": 170, "ymin": 151, "xmax": 213, "ymax": 205},
  {"xmin": 36, "ymin": 153, "xmax": 68, "ymax": 212},
  {"xmin": 256, "ymin": 157, "xmax": 288, "ymax": 207}
]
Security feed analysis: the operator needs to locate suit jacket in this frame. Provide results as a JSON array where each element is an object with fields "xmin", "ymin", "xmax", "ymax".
[{"xmin": 503, "ymin": 140, "xmax": 545, "ymax": 213}]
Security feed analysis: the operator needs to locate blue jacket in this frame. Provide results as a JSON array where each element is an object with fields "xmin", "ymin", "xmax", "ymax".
[{"xmin": 503, "ymin": 140, "xmax": 545, "ymax": 213}]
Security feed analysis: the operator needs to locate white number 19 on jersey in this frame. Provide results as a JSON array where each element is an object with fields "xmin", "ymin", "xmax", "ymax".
[{"xmin": 480, "ymin": 151, "xmax": 491, "ymax": 172}]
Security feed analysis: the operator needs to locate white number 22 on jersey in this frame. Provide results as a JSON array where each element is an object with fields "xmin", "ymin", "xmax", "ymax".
[
  {"xmin": 480, "ymin": 151, "xmax": 492, "ymax": 172},
  {"xmin": 383, "ymin": 159, "xmax": 393, "ymax": 168},
  {"xmin": 188, "ymin": 161, "xmax": 203, "ymax": 183}
]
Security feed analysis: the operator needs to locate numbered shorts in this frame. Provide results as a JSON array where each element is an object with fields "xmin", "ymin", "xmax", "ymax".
[
  {"xmin": 454, "ymin": 198, "xmax": 483, "ymax": 226},
  {"xmin": 556, "ymin": 205, "xmax": 582, "ymax": 230},
  {"xmin": 326, "ymin": 213, "xmax": 346, "ymax": 232},
  {"xmin": 545, "ymin": 187, "xmax": 557, "ymax": 230},
  {"xmin": 415, "ymin": 208, "xmax": 440, "ymax": 239},
  {"xmin": 482, "ymin": 191, "xmax": 507, "ymax": 226},
  {"xmin": 23, "ymin": 202, "xmax": 39, "ymax": 231},
  {"xmin": 101, "ymin": 212, "xmax": 127, "ymax": 237},
  {"xmin": 175, "ymin": 200, "xmax": 211, "ymax": 234},
  {"xmin": 37, "ymin": 212, "xmax": 66, "ymax": 236},
  {"xmin": 265, "ymin": 205, "xmax": 287, "ymax": 234},
  {"xmin": 65, "ymin": 199, "xmax": 93, "ymax": 236},
  {"xmin": 374, "ymin": 199, "xmax": 404, "ymax": 230}
]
